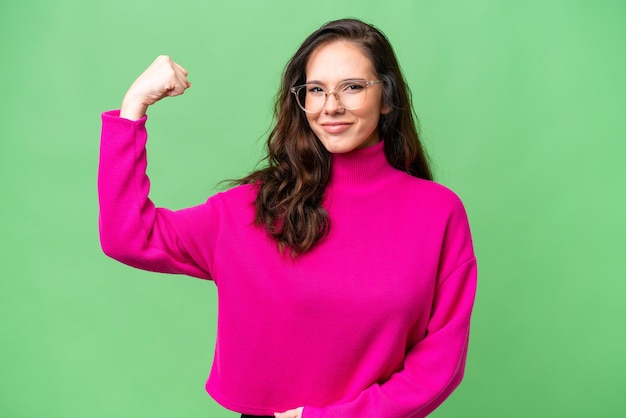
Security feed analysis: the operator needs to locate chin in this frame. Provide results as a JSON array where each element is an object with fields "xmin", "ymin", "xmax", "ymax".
[
  {"xmin": 320, "ymin": 141, "xmax": 357, "ymax": 154},
  {"xmin": 317, "ymin": 136, "xmax": 364, "ymax": 154}
]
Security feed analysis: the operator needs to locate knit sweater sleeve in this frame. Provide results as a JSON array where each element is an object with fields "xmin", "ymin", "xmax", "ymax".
[
  {"xmin": 98, "ymin": 110, "xmax": 212, "ymax": 280},
  {"xmin": 303, "ymin": 197, "xmax": 477, "ymax": 418}
]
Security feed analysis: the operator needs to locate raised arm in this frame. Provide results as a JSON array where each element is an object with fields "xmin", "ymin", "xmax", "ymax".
[{"xmin": 98, "ymin": 56, "xmax": 211, "ymax": 279}]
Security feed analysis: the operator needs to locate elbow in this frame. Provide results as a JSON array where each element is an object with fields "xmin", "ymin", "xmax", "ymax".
[
  {"xmin": 100, "ymin": 233, "xmax": 129, "ymax": 263},
  {"xmin": 98, "ymin": 211, "xmax": 146, "ymax": 264},
  {"xmin": 448, "ymin": 342, "xmax": 469, "ymax": 391},
  {"xmin": 100, "ymin": 233, "xmax": 148, "ymax": 270},
  {"xmin": 450, "ymin": 364, "xmax": 466, "ymax": 391},
  {"xmin": 99, "ymin": 220, "xmax": 138, "ymax": 265}
]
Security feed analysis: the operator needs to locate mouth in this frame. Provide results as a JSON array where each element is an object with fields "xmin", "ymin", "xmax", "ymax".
[{"xmin": 320, "ymin": 122, "xmax": 352, "ymax": 134}]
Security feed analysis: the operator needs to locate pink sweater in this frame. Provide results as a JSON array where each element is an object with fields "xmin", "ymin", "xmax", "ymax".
[{"xmin": 98, "ymin": 110, "xmax": 477, "ymax": 417}]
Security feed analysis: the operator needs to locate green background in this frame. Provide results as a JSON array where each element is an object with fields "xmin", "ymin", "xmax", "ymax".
[{"xmin": 1, "ymin": 0, "xmax": 624, "ymax": 417}]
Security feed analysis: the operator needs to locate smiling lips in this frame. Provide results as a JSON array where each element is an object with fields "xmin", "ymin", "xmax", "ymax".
[{"xmin": 320, "ymin": 122, "xmax": 352, "ymax": 134}]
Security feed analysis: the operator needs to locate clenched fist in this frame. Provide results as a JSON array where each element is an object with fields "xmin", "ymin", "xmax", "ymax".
[{"xmin": 120, "ymin": 55, "xmax": 191, "ymax": 121}]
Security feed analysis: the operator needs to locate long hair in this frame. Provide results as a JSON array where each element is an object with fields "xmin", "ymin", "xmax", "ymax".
[{"xmin": 238, "ymin": 18, "xmax": 432, "ymax": 256}]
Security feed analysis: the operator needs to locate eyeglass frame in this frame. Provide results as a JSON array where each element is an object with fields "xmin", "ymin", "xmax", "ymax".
[{"xmin": 290, "ymin": 79, "xmax": 383, "ymax": 113}]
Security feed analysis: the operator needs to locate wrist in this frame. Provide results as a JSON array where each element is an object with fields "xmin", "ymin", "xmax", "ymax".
[{"xmin": 120, "ymin": 96, "xmax": 148, "ymax": 121}]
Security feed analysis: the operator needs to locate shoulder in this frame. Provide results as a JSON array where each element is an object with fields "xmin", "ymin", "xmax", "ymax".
[
  {"xmin": 175, "ymin": 183, "xmax": 256, "ymax": 218},
  {"xmin": 196, "ymin": 183, "xmax": 258, "ymax": 220},
  {"xmin": 210, "ymin": 183, "xmax": 258, "ymax": 205},
  {"xmin": 401, "ymin": 177, "xmax": 476, "ymax": 265},
  {"xmin": 399, "ymin": 174, "xmax": 467, "ymax": 214},
  {"xmin": 171, "ymin": 184, "xmax": 258, "ymax": 242}
]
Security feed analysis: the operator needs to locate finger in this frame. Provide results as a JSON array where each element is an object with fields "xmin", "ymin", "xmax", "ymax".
[
  {"xmin": 274, "ymin": 410, "xmax": 298, "ymax": 418},
  {"xmin": 176, "ymin": 72, "xmax": 191, "ymax": 89},
  {"xmin": 171, "ymin": 78, "xmax": 190, "ymax": 95},
  {"xmin": 155, "ymin": 56, "xmax": 189, "ymax": 91},
  {"xmin": 173, "ymin": 65, "xmax": 191, "ymax": 90},
  {"xmin": 166, "ymin": 84, "xmax": 184, "ymax": 97},
  {"xmin": 174, "ymin": 62, "xmax": 189, "ymax": 77},
  {"xmin": 165, "ymin": 73, "xmax": 190, "ymax": 97}
]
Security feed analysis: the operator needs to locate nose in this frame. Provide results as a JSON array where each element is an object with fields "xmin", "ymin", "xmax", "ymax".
[{"xmin": 323, "ymin": 91, "xmax": 343, "ymax": 114}]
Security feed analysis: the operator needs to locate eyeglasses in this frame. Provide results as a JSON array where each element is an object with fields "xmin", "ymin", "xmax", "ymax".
[{"xmin": 290, "ymin": 79, "xmax": 382, "ymax": 113}]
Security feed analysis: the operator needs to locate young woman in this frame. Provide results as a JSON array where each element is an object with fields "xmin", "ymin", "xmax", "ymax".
[{"xmin": 99, "ymin": 18, "xmax": 477, "ymax": 418}]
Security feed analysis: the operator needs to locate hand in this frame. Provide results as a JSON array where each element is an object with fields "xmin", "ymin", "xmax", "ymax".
[
  {"xmin": 120, "ymin": 55, "xmax": 191, "ymax": 120},
  {"xmin": 274, "ymin": 406, "xmax": 303, "ymax": 418}
]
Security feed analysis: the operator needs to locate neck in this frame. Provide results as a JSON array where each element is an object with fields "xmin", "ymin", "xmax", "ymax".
[{"xmin": 329, "ymin": 141, "xmax": 395, "ymax": 187}]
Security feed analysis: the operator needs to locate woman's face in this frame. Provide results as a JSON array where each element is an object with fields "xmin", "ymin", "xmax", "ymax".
[{"xmin": 304, "ymin": 40, "xmax": 390, "ymax": 154}]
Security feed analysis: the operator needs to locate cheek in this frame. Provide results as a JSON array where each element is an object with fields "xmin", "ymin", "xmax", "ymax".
[
  {"xmin": 305, "ymin": 112, "xmax": 318, "ymax": 127},
  {"xmin": 304, "ymin": 115, "xmax": 323, "ymax": 140},
  {"xmin": 356, "ymin": 106, "xmax": 382, "ymax": 125},
  {"xmin": 305, "ymin": 113, "xmax": 323, "ymax": 134}
]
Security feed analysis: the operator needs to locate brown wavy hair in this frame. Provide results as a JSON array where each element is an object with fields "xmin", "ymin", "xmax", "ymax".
[{"xmin": 238, "ymin": 18, "xmax": 432, "ymax": 256}]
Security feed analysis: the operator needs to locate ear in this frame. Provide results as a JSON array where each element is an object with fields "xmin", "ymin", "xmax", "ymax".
[{"xmin": 380, "ymin": 102, "xmax": 392, "ymax": 115}]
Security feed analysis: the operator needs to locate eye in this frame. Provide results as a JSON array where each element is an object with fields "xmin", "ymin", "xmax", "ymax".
[
  {"xmin": 307, "ymin": 85, "xmax": 325, "ymax": 95},
  {"xmin": 341, "ymin": 82, "xmax": 366, "ymax": 93}
]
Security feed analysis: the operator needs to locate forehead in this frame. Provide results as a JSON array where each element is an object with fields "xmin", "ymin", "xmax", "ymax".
[{"xmin": 305, "ymin": 40, "xmax": 376, "ymax": 82}]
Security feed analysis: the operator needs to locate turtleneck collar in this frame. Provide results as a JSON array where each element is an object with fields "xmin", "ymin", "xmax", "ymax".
[{"xmin": 329, "ymin": 140, "xmax": 397, "ymax": 187}]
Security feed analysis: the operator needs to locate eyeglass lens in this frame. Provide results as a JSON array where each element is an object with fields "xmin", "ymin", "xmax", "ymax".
[{"xmin": 297, "ymin": 81, "xmax": 369, "ymax": 112}]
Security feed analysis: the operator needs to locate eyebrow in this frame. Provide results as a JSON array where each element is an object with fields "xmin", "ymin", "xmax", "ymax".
[{"xmin": 305, "ymin": 78, "xmax": 368, "ymax": 85}]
